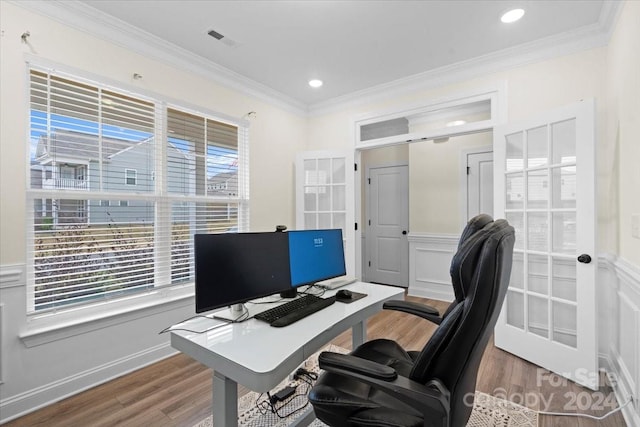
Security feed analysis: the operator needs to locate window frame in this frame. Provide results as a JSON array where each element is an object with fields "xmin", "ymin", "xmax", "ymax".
[
  {"xmin": 25, "ymin": 63, "xmax": 250, "ymax": 318},
  {"xmin": 125, "ymin": 168, "xmax": 137, "ymax": 186}
]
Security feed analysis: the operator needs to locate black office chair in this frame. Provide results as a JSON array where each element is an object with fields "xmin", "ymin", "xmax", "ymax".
[
  {"xmin": 383, "ymin": 213, "xmax": 495, "ymax": 325},
  {"xmin": 308, "ymin": 217, "xmax": 515, "ymax": 427}
]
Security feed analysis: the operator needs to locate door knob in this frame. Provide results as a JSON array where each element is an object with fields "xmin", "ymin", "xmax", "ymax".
[
  {"xmin": 577, "ymin": 254, "xmax": 592, "ymax": 264},
  {"xmin": 402, "ymin": 230, "xmax": 408, "ymax": 235}
]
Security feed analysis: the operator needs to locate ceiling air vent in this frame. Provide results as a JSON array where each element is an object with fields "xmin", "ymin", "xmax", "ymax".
[
  {"xmin": 207, "ymin": 29, "xmax": 240, "ymax": 48},
  {"xmin": 207, "ymin": 29, "xmax": 224, "ymax": 40}
]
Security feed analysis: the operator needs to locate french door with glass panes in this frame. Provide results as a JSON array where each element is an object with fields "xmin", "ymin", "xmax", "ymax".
[
  {"xmin": 494, "ymin": 100, "xmax": 597, "ymax": 390},
  {"xmin": 295, "ymin": 151, "xmax": 355, "ymax": 276}
]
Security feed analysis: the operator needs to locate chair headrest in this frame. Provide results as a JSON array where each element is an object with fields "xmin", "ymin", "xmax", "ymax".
[
  {"xmin": 450, "ymin": 218, "xmax": 510, "ymax": 301},
  {"xmin": 452, "ymin": 214, "xmax": 494, "ymax": 302},
  {"xmin": 458, "ymin": 214, "xmax": 494, "ymax": 247}
]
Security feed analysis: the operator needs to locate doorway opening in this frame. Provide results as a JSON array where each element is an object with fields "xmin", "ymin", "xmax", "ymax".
[{"xmin": 359, "ymin": 130, "xmax": 493, "ymax": 287}]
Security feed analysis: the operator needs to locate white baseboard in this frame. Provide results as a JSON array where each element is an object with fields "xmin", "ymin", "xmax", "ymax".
[
  {"xmin": 0, "ymin": 342, "xmax": 177, "ymax": 423},
  {"xmin": 407, "ymin": 283, "xmax": 454, "ymax": 302},
  {"xmin": 599, "ymin": 352, "xmax": 640, "ymax": 427}
]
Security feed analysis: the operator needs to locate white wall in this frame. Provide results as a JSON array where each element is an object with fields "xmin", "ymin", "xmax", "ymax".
[
  {"xmin": 605, "ymin": 0, "xmax": 640, "ymax": 267},
  {"xmin": 0, "ymin": 2, "xmax": 306, "ymax": 422},
  {"xmin": 409, "ymin": 131, "xmax": 492, "ymax": 234}
]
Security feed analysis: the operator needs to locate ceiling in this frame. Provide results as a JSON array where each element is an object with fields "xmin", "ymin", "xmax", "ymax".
[{"xmin": 77, "ymin": 0, "xmax": 612, "ymax": 109}]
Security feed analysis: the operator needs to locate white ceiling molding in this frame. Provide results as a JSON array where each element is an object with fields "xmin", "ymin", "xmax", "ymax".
[
  {"xmin": 11, "ymin": 0, "xmax": 622, "ymax": 118},
  {"xmin": 598, "ymin": 0, "xmax": 625, "ymax": 40},
  {"xmin": 307, "ymin": 5, "xmax": 620, "ymax": 117},
  {"xmin": 10, "ymin": 0, "xmax": 309, "ymax": 117}
]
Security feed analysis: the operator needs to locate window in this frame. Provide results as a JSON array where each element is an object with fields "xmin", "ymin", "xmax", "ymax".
[
  {"xmin": 27, "ymin": 68, "xmax": 249, "ymax": 313},
  {"xmin": 125, "ymin": 169, "xmax": 137, "ymax": 186}
]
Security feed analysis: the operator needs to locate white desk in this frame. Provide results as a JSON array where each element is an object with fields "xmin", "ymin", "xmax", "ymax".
[{"xmin": 170, "ymin": 282, "xmax": 404, "ymax": 427}]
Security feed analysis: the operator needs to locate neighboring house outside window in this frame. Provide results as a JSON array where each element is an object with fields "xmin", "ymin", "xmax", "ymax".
[{"xmin": 27, "ymin": 68, "xmax": 249, "ymax": 313}]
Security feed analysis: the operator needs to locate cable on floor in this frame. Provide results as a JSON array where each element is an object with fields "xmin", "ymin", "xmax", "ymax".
[{"xmin": 538, "ymin": 396, "xmax": 633, "ymax": 421}]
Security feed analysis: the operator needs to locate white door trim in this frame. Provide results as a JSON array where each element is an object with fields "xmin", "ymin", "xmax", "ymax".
[{"xmin": 352, "ymin": 83, "xmax": 507, "ymax": 283}]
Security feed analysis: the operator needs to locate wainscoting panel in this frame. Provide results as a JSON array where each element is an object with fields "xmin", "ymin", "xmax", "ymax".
[
  {"xmin": 598, "ymin": 255, "xmax": 640, "ymax": 427},
  {"xmin": 0, "ymin": 303, "xmax": 3, "ymax": 385},
  {"xmin": 0, "ymin": 264, "xmax": 24, "ymax": 388},
  {"xmin": 615, "ymin": 257, "xmax": 640, "ymax": 427},
  {"xmin": 0, "ymin": 263, "xmax": 192, "ymax": 424},
  {"xmin": 408, "ymin": 233, "xmax": 458, "ymax": 301}
]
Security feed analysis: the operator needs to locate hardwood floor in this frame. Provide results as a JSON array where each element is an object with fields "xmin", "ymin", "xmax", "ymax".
[{"xmin": 3, "ymin": 297, "xmax": 626, "ymax": 427}]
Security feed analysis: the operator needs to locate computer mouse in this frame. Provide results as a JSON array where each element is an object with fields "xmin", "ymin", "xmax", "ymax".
[{"xmin": 336, "ymin": 289, "xmax": 353, "ymax": 299}]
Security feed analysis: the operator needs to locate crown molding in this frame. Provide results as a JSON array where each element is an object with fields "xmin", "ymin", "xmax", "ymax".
[
  {"xmin": 9, "ymin": 0, "xmax": 309, "ymax": 117},
  {"xmin": 10, "ymin": 0, "xmax": 623, "ymax": 119},
  {"xmin": 598, "ymin": 0, "xmax": 625, "ymax": 40},
  {"xmin": 308, "ymin": 1, "xmax": 622, "ymax": 117}
]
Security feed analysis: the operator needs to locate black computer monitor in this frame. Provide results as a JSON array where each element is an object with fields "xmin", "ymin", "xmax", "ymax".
[
  {"xmin": 287, "ymin": 229, "xmax": 346, "ymax": 288},
  {"xmin": 194, "ymin": 232, "xmax": 292, "ymax": 313}
]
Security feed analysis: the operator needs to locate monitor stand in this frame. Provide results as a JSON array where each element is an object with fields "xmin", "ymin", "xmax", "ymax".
[
  {"xmin": 280, "ymin": 288, "xmax": 297, "ymax": 299},
  {"xmin": 230, "ymin": 303, "xmax": 244, "ymax": 313}
]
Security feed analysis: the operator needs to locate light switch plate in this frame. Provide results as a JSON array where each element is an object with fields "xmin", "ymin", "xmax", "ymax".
[{"xmin": 632, "ymin": 214, "xmax": 640, "ymax": 239}]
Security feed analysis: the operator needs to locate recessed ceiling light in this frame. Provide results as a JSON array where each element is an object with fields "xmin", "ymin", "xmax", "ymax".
[
  {"xmin": 446, "ymin": 120, "xmax": 467, "ymax": 127},
  {"xmin": 501, "ymin": 8, "xmax": 525, "ymax": 23},
  {"xmin": 308, "ymin": 79, "xmax": 323, "ymax": 88}
]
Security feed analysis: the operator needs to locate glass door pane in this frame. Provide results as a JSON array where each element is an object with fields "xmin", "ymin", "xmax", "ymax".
[
  {"xmin": 552, "ymin": 301, "xmax": 577, "ymax": 348},
  {"xmin": 507, "ymin": 121, "xmax": 581, "ymax": 346},
  {"xmin": 300, "ymin": 156, "xmax": 349, "ymax": 237}
]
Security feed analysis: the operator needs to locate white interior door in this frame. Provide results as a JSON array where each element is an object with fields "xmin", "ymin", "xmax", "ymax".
[
  {"xmin": 295, "ymin": 150, "xmax": 355, "ymax": 276},
  {"xmin": 366, "ymin": 165, "xmax": 409, "ymax": 287},
  {"xmin": 494, "ymin": 100, "xmax": 597, "ymax": 390},
  {"xmin": 466, "ymin": 150, "xmax": 494, "ymax": 220}
]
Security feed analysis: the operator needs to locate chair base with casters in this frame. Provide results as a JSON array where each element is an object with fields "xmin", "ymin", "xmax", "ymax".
[{"xmin": 309, "ymin": 216, "xmax": 515, "ymax": 427}]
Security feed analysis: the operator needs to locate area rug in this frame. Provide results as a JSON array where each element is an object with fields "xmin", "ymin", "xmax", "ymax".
[{"xmin": 193, "ymin": 345, "xmax": 538, "ymax": 427}]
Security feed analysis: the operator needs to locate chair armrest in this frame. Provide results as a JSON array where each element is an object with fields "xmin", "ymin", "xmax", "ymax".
[
  {"xmin": 319, "ymin": 351, "xmax": 397, "ymax": 381},
  {"xmin": 383, "ymin": 300, "xmax": 442, "ymax": 324},
  {"xmin": 318, "ymin": 351, "xmax": 450, "ymax": 427}
]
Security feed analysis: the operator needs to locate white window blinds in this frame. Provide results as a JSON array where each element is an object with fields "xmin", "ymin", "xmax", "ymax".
[
  {"xmin": 27, "ymin": 68, "xmax": 249, "ymax": 313},
  {"xmin": 166, "ymin": 107, "xmax": 249, "ymax": 283}
]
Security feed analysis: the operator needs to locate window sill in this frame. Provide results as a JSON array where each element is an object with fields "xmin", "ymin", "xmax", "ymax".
[{"xmin": 19, "ymin": 284, "xmax": 194, "ymax": 348}]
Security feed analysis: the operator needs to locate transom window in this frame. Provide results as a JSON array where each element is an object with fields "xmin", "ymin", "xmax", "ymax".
[{"xmin": 27, "ymin": 68, "xmax": 249, "ymax": 313}]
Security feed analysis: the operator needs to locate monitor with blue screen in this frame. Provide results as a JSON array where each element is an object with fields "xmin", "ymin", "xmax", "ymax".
[{"xmin": 288, "ymin": 229, "xmax": 346, "ymax": 288}]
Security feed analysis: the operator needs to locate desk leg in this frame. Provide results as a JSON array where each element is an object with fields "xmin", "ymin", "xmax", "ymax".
[
  {"xmin": 352, "ymin": 320, "xmax": 367, "ymax": 348},
  {"xmin": 213, "ymin": 370, "xmax": 238, "ymax": 427}
]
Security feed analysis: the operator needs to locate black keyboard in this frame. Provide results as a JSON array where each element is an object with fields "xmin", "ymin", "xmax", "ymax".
[{"xmin": 254, "ymin": 294, "xmax": 336, "ymax": 327}]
